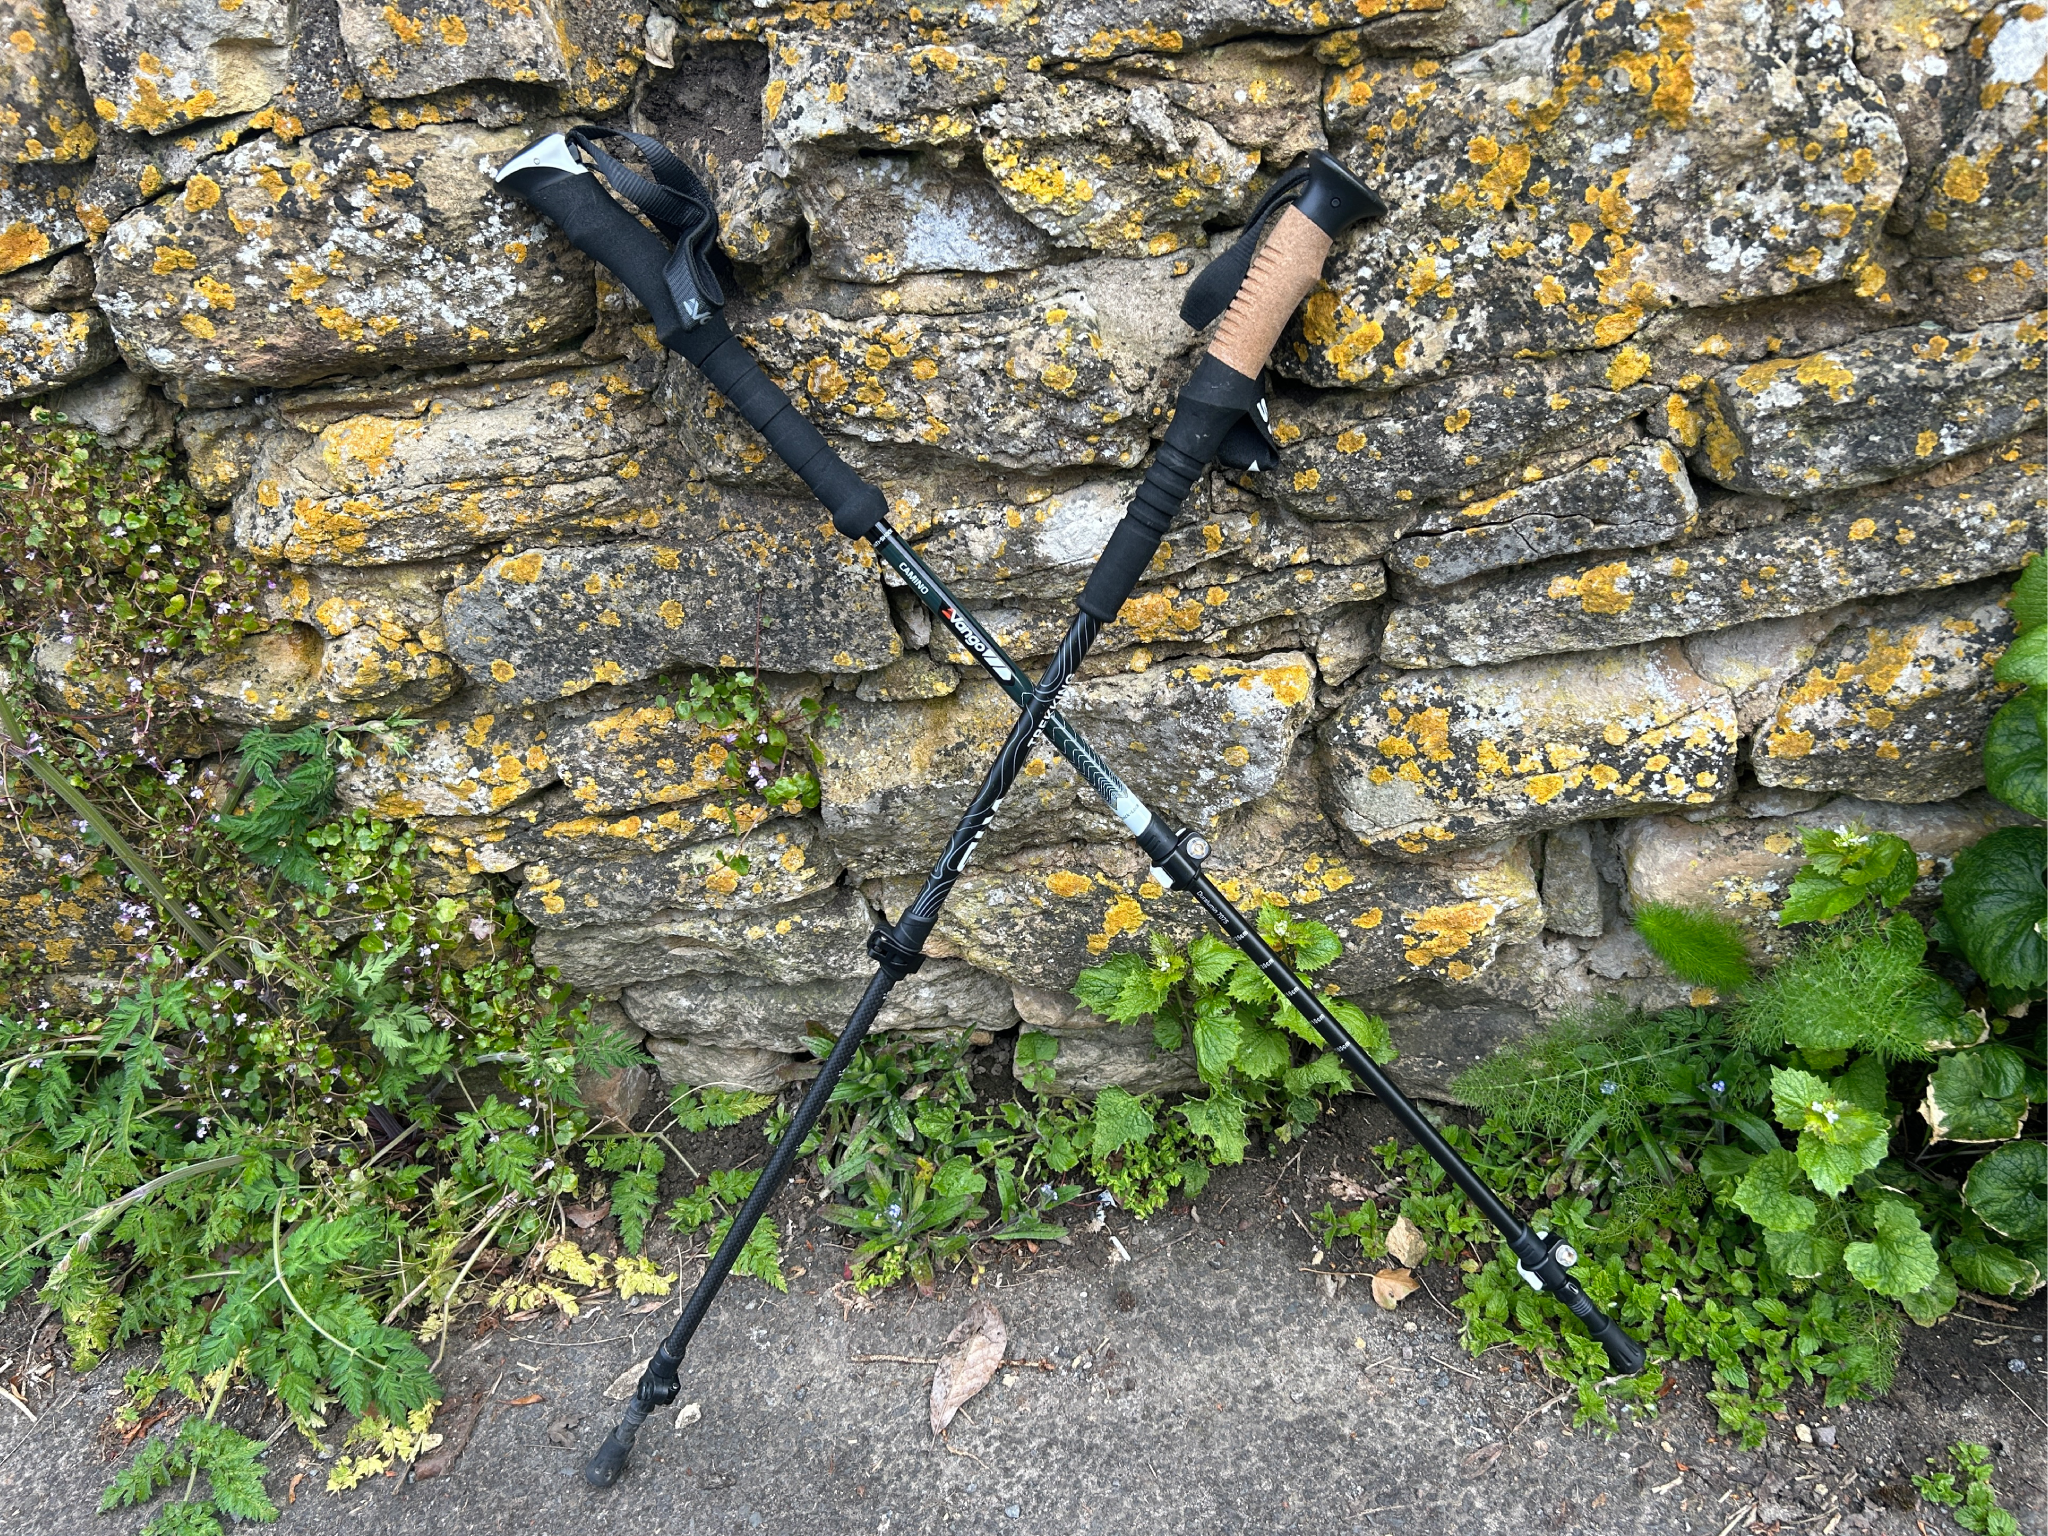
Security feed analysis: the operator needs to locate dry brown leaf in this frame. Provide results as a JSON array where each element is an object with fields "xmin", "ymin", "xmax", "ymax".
[
  {"xmin": 1386, "ymin": 1214, "xmax": 1429, "ymax": 1269},
  {"xmin": 413, "ymin": 1390, "xmax": 485, "ymax": 1481},
  {"xmin": 1328, "ymin": 1171, "xmax": 1374, "ymax": 1202},
  {"xmin": 1371, "ymin": 1268, "xmax": 1420, "ymax": 1310},
  {"xmin": 929, "ymin": 1299, "xmax": 1006, "ymax": 1437},
  {"xmin": 603, "ymin": 1363, "xmax": 644, "ymax": 1402},
  {"xmin": 499, "ymin": 1392, "xmax": 544, "ymax": 1407},
  {"xmin": 565, "ymin": 1202, "xmax": 610, "ymax": 1230}
]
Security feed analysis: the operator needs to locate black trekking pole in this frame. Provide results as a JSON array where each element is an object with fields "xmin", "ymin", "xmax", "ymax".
[{"xmin": 496, "ymin": 132, "xmax": 1647, "ymax": 1487}]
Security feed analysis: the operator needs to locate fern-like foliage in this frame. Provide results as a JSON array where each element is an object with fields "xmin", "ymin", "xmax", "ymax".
[
  {"xmin": 1452, "ymin": 1002, "xmax": 1759, "ymax": 1147},
  {"xmin": 1736, "ymin": 907, "xmax": 1965, "ymax": 1062},
  {"xmin": 215, "ymin": 725, "xmax": 336, "ymax": 890},
  {"xmin": 1634, "ymin": 901, "xmax": 1755, "ymax": 992}
]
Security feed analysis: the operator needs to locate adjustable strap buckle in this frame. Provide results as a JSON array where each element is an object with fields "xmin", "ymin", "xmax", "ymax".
[
  {"xmin": 1216, "ymin": 385, "xmax": 1280, "ymax": 474},
  {"xmin": 563, "ymin": 125, "xmax": 729, "ymax": 330}
]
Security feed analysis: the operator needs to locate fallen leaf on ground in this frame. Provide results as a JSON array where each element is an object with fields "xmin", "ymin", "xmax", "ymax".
[
  {"xmin": 564, "ymin": 1202, "xmax": 610, "ymax": 1230},
  {"xmin": 414, "ymin": 1390, "xmax": 486, "ymax": 1481},
  {"xmin": 499, "ymin": 1393, "xmax": 544, "ymax": 1407},
  {"xmin": 1371, "ymin": 1268, "xmax": 1420, "ymax": 1310},
  {"xmin": 675, "ymin": 1402, "xmax": 702, "ymax": 1434},
  {"xmin": 1328, "ymin": 1172, "xmax": 1374, "ymax": 1202},
  {"xmin": 546, "ymin": 1414, "xmax": 580, "ymax": 1447},
  {"xmin": 626, "ymin": 1297, "xmax": 667, "ymax": 1315},
  {"xmin": 1386, "ymin": 1214, "xmax": 1428, "ymax": 1269},
  {"xmin": 930, "ymin": 1299, "xmax": 1006, "ymax": 1437}
]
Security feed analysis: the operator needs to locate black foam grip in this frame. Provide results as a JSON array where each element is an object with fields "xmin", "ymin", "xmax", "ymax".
[
  {"xmin": 692, "ymin": 330, "xmax": 887, "ymax": 542},
  {"xmin": 1077, "ymin": 357, "xmax": 1264, "ymax": 623},
  {"xmin": 502, "ymin": 167, "xmax": 689, "ymax": 348}
]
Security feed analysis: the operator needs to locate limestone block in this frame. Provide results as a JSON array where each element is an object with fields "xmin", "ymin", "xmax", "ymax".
[
  {"xmin": 93, "ymin": 125, "xmax": 595, "ymax": 395},
  {"xmin": 334, "ymin": 701, "xmax": 555, "ymax": 817},
  {"xmin": 646, "ymin": 1038, "xmax": 793, "ymax": 1092},
  {"xmin": 1912, "ymin": 0, "xmax": 2048, "ymax": 259},
  {"xmin": 1617, "ymin": 792, "xmax": 2027, "ymax": 939},
  {"xmin": 925, "ymin": 768, "xmax": 1544, "ymax": 998},
  {"xmin": 1387, "ymin": 442, "xmax": 1698, "ymax": 592},
  {"xmin": 821, "ymin": 653, "xmax": 1317, "ymax": 874},
  {"xmin": 1752, "ymin": 582, "xmax": 2021, "ymax": 803},
  {"xmin": 533, "ymin": 883, "xmax": 874, "ymax": 992},
  {"xmin": 1026, "ymin": 1027, "xmax": 1201, "ymax": 1099},
  {"xmin": 545, "ymin": 702, "xmax": 746, "ymax": 814},
  {"xmin": 1031, "ymin": 0, "xmax": 1441, "ymax": 61},
  {"xmin": 625, "ymin": 959, "xmax": 1015, "ymax": 1052},
  {"xmin": 1538, "ymin": 822, "xmax": 1602, "ymax": 938},
  {"xmin": 856, "ymin": 652, "xmax": 959, "ymax": 703},
  {"xmin": 793, "ymin": 152, "xmax": 1056, "ymax": 283},
  {"xmin": 440, "ymin": 525, "xmax": 898, "ymax": 704},
  {"xmin": 1260, "ymin": 354, "xmax": 1662, "ymax": 523},
  {"xmin": 513, "ymin": 814, "xmax": 842, "ymax": 930},
  {"xmin": 1379, "ymin": 453, "xmax": 2042, "ymax": 668},
  {"xmin": 261, "ymin": 560, "xmax": 459, "ymax": 714},
  {"xmin": 0, "ymin": 159, "xmax": 86, "ymax": 275},
  {"xmin": 0, "ymin": 298, "xmax": 111, "ymax": 399},
  {"xmin": 0, "ymin": 816, "xmax": 147, "ymax": 977},
  {"xmin": 712, "ymin": 156, "xmax": 805, "ymax": 270},
  {"xmin": 176, "ymin": 403, "xmax": 267, "ymax": 502},
  {"xmin": 1, "ymin": 0, "xmax": 96, "ymax": 165},
  {"xmin": 980, "ymin": 71, "xmax": 1257, "ymax": 256},
  {"xmin": 37, "ymin": 360, "xmax": 172, "ymax": 449},
  {"xmin": 1682, "ymin": 609, "xmax": 1848, "ymax": 735},
  {"xmin": 335, "ymin": 0, "xmax": 570, "ymax": 97},
  {"xmin": 705, "ymin": 270, "xmax": 1150, "ymax": 472},
  {"xmin": 1923, "ymin": 251, "xmax": 2048, "ymax": 332},
  {"xmin": 1306, "ymin": 0, "xmax": 1905, "ymax": 390},
  {"xmin": 177, "ymin": 623, "xmax": 324, "ymax": 728},
  {"xmin": 1317, "ymin": 642, "xmax": 1737, "ymax": 856},
  {"xmin": 765, "ymin": 37, "xmax": 1008, "ymax": 151},
  {"xmin": 1696, "ymin": 312, "xmax": 2047, "ymax": 494},
  {"xmin": 62, "ymin": 0, "xmax": 289, "ymax": 134},
  {"xmin": 231, "ymin": 356, "xmax": 689, "ymax": 566}
]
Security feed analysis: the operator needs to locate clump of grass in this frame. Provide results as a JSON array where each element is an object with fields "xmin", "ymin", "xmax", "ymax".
[{"xmin": 1633, "ymin": 900, "xmax": 1755, "ymax": 992}]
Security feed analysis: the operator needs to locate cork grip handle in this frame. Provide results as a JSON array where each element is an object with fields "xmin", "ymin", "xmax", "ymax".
[{"xmin": 1205, "ymin": 203, "xmax": 1332, "ymax": 376}]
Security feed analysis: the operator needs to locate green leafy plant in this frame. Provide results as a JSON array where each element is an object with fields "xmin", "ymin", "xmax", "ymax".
[
  {"xmin": 1915, "ymin": 1442, "xmax": 2021, "ymax": 1536},
  {"xmin": 1633, "ymin": 901, "xmax": 1754, "ymax": 992},
  {"xmin": 794, "ymin": 1032, "xmax": 1078, "ymax": 1291},
  {"xmin": 654, "ymin": 669, "xmax": 841, "ymax": 872},
  {"xmin": 1777, "ymin": 826, "xmax": 1919, "ymax": 925},
  {"xmin": 669, "ymin": 1169, "xmax": 788, "ymax": 1292},
  {"xmin": 1072, "ymin": 909, "xmax": 1391, "ymax": 1169},
  {"xmin": 101, "ymin": 1412, "xmax": 278, "ymax": 1536}
]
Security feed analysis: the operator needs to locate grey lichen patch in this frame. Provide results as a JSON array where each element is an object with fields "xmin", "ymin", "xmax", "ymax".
[
  {"xmin": 440, "ymin": 528, "xmax": 897, "ymax": 704},
  {"xmin": 1318, "ymin": 642, "xmax": 1737, "ymax": 856},
  {"xmin": 1304, "ymin": 0, "xmax": 1905, "ymax": 390},
  {"xmin": 1380, "ymin": 453, "xmax": 2043, "ymax": 668},
  {"xmin": 1387, "ymin": 441, "xmax": 1698, "ymax": 592},
  {"xmin": 766, "ymin": 37, "xmax": 1008, "ymax": 151},
  {"xmin": 1752, "ymin": 581, "xmax": 2022, "ymax": 803},
  {"xmin": 93, "ymin": 123, "xmax": 595, "ymax": 396},
  {"xmin": 1695, "ymin": 311, "xmax": 2048, "ymax": 494},
  {"xmin": 792, "ymin": 151, "xmax": 1057, "ymax": 284}
]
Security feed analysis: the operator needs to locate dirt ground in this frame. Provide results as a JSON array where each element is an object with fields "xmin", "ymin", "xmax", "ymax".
[{"xmin": 3, "ymin": 1094, "xmax": 2043, "ymax": 1536}]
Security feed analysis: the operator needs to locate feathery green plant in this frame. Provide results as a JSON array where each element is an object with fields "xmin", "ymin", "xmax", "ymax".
[
  {"xmin": 1632, "ymin": 901, "xmax": 1755, "ymax": 991},
  {"xmin": 1737, "ymin": 907, "xmax": 1965, "ymax": 1062}
]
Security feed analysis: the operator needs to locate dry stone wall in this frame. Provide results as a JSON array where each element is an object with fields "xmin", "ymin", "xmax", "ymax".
[{"xmin": 3, "ymin": 0, "xmax": 2042, "ymax": 1096}]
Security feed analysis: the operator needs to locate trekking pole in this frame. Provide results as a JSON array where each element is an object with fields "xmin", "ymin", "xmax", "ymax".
[{"xmin": 496, "ymin": 134, "xmax": 1646, "ymax": 1487}]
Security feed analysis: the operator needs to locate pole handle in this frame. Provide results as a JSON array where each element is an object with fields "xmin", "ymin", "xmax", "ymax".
[
  {"xmin": 1205, "ymin": 203, "xmax": 1330, "ymax": 376},
  {"xmin": 495, "ymin": 137, "xmax": 691, "ymax": 349}
]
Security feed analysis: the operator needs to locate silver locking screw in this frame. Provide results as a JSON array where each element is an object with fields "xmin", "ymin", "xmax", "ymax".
[
  {"xmin": 1185, "ymin": 836, "xmax": 1210, "ymax": 862},
  {"xmin": 1553, "ymin": 1241, "xmax": 1579, "ymax": 1268}
]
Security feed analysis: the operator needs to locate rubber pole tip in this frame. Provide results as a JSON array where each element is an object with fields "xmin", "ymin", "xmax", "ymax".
[{"xmin": 584, "ymin": 1427, "xmax": 635, "ymax": 1488}]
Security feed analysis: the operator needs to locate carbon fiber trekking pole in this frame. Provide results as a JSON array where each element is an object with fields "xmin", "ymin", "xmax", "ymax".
[{"xmin": 496, "ymin": 132, "xmax": 1647, "ymax": 1487}]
